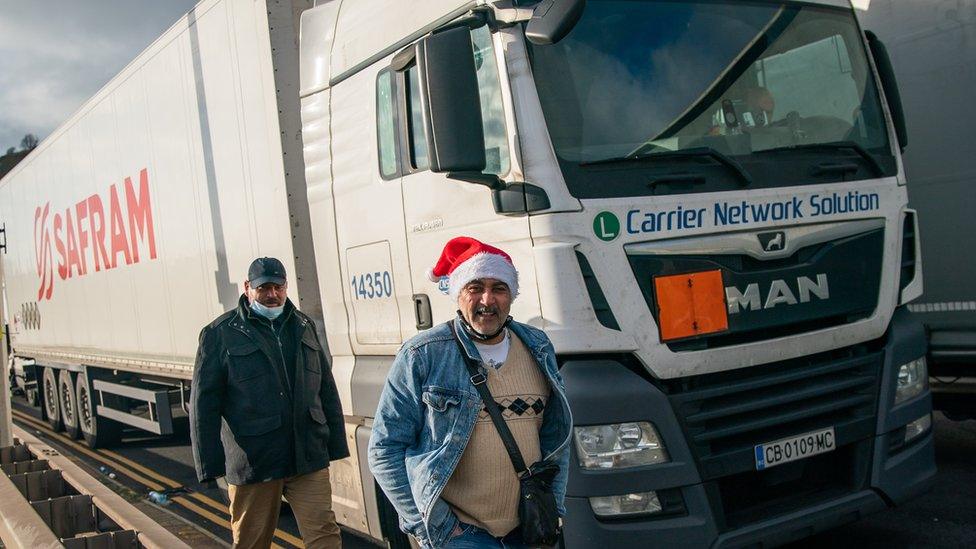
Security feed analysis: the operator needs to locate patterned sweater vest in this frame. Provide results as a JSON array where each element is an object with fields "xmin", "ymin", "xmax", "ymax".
[{"xmin": 440, "ymin": 334, "xmax": 550, "ymax": 537}]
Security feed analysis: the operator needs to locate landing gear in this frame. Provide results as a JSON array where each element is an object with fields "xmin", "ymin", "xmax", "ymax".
[{"xmin": 76, "ymin": 372, "xmax": 122, "ymax": 448}]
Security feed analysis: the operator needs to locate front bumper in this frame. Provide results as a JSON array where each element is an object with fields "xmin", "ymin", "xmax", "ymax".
[{"xmin": 560, "ymin": 307, "xmax": 935, "ymax": 548}]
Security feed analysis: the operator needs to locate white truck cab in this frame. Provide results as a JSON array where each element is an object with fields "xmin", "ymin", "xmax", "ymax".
[
  {"xmin": 0, "ymin": 1, "xmax": 934, "ymax": 547},
  {"xmin": 299, "ymin": 0, "xmax": 934, "ymax": 546}
]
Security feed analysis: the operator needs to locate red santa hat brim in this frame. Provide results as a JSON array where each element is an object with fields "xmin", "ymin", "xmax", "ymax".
[{"xmin": 447, "ymin": 251, "xmax": 519, "ymax": 300}]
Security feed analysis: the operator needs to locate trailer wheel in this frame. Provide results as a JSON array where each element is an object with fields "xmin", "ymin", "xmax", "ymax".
[
  {"xmin": 59, "ymin": 369, "xmax": 82, "ymax": 439},
  {"xmin": 41, "ymin": 367, "xmax": 63, "ymax": 432},
  {"xmin": 76, "ymin": 374, "xmax": 122, "ymax": 448}
]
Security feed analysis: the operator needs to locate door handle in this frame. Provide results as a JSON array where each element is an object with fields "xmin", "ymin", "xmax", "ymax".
[{"xmin": 413, "ymin": 294, "xmax": 433, "ymax": 330}]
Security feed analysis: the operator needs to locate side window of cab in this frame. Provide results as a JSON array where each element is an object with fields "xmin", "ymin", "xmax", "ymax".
[{"xmin": 374, "ymin": 25, "xmax": 510, "ymax": 177}]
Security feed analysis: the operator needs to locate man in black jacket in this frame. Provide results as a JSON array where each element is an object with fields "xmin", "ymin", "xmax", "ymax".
[{"xmin": 190, "ymin": 257, "xmax": 348, "ymax": 549}]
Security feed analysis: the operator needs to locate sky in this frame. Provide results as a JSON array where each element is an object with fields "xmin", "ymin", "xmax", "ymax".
[
  {"xmin": 0, "ymin": 1, "xmax": 200, "ymax": 152},
  {"xmin": 0, "ymin": 0, "xmax": 877, "ymax": 155}
]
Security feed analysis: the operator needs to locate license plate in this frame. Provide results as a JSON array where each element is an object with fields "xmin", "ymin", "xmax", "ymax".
[{"xmin": 754, "ymin": 427, "xmax": 835, "ymax": 471}]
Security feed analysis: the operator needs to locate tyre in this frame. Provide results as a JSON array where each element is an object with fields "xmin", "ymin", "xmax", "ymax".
[
  {"xmin": 76, "ymin": 373, "xmax": 122, "ymax": 448},
  {"xmin": 41, "ymin": 367, "xmax": 63, "ymax": 431},
  {"xmin": 943, "ymin": 410, "xmax": 973, "ymax": 422},
  {"xmin": 59, "ymin": 369, "xmax": 81, "ymax": 439}
]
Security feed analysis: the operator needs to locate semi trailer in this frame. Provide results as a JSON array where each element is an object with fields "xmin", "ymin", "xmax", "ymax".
[
  {"xmin": 856, "ymin": 0, "xmax": 976, "ymax": 420},
  {"xmin": 2, "ymin": 0, "xmax": 935, "ymax": 546}
]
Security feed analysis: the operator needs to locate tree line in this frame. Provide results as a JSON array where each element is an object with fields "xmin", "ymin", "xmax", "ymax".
[
  {"xmin": 5, "ymin": 133, "xmax": 38, "ymax": 156},
  {"xmin": 0, "ymin": 134, "xmax": 38, "ymax": 179}
]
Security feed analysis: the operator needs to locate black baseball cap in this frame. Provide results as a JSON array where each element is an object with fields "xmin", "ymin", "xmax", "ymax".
[{"xmin": 248, "ymin": 257, "xmax": 287, "ymax": 287}]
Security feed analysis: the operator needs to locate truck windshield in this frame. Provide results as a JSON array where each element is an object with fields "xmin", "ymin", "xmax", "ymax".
[{"xmin": 527, "ymin": 0, "xmax": 897, "ymax": 198}]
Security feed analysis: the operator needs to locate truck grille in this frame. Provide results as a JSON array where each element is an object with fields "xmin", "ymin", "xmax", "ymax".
[
  {"xmin": 628, "ymin": 227, "xmax": 884, "ymax": 351},
  {"xmin": 666, "ymin": 343, "xmax": 882, "ymax": 481},
  {"xmin": 665, "ymin": 343, "xmax": 882, "ymax": 528}
]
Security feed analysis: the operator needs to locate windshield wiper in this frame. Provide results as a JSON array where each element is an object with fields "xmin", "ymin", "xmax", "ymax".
[
  {"xmin": 581, "ymin": 147, "xmax": 753, "ymax": 186},
  {"xmin": 757, "ymin": 141, "xmax": 884, "ymax": 177}
]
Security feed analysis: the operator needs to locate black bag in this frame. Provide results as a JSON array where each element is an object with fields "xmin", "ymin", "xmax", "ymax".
[{"xmin": 450, "ymin": 323, "xmax": 561, "ymax": 547}]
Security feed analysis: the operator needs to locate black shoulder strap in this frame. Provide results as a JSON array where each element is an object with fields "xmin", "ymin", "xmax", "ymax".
[{"xmin": 449, "ymin": 322, "xmax": 528, "ymax": 476}]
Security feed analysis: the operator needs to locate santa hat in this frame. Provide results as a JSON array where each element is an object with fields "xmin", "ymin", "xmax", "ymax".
[{"xmin": 427, "ymin": 236, "xmax": 519, "ymax": 300}]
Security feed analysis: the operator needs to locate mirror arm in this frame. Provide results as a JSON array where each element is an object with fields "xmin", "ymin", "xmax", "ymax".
[
  {"xmin": 394, "ymin": 7, "xmax": 491, "ymax": 73},
  {"xmin": 391, "ymin": 45, "xmax": 416, "ymax": 72},
  {"xmin": 445, "ymin": 174, "xmax": 553, "ymax": 215},
  {"xmin": 447, "ymin": 172, "xmax": 506, "ymax": 190},
  {"xmin": 435, "ymin": 10, "xmax": 490, "ymax": 33}
]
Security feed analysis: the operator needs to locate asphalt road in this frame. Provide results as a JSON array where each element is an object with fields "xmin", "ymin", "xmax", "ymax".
[
  {"xmin": 9, "ymin": 395, "xmax": 975, "ymax": 548},
  {"xmin": 793, "ymin": 414, "xmax": 976, "ymax": 548}
]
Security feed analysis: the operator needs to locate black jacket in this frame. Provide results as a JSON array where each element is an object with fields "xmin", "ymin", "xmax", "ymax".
[{"xmin": 190, "ymin": 295, "xmax": 349, "ymax": 485}]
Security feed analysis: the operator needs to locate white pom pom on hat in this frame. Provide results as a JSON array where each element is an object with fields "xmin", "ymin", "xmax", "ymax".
[{"xmin": 428, "ymin": 236, "xmax": 519, "ymax": 300}]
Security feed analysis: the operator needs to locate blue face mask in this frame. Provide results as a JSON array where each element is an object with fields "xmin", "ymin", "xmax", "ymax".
[{"xmin": 251, "ymin": 300, "xmax": 285, "ymax": 320}]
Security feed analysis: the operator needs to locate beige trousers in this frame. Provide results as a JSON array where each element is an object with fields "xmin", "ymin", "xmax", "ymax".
[{"xmin": 228, "ymin": 467, "xmax": 341, "ymax": 549}]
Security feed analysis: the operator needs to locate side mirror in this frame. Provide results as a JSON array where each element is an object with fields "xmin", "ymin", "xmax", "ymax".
[
  {"xmin": 525, "ymin": 0, "xmax": 586, "ymax": 45},
  {"xmin": 414, "ymin": 26, "xmax": 487, "ymax": 174},
  {"xmin": 865, "ymin": 31, "xmax": 907, "ymax": 151}
]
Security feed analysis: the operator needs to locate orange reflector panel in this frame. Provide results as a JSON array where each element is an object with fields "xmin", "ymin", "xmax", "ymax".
[{"xmin": 654, "ymin": 270, "xmax": 729, "ymax": 341}]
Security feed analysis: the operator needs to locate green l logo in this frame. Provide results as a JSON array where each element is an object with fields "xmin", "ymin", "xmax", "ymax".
[{"xmin": 593, "ymin": 211, "xmax": 620, "ymax": 242}]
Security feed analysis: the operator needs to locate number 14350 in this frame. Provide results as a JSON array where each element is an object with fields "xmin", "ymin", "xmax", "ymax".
[{"xmin": 351, "ymin": 271, "xmax": 393, "ymax": 300}]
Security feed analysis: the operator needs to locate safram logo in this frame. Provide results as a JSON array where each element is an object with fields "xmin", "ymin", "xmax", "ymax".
[
  {"xmin": 33, "ymin": 168, "xmax": 158, "ymax": 301},
  {"xmin": 593, "ymin": 211, "xmax": 620, "ymax": 242},
  {"xmin": 34, "ymin": 203, "xmax": 54, "ymax": 300},
  {"xmin": 438, "ymin": 276, "xmax": 450, "ymax": 295}
]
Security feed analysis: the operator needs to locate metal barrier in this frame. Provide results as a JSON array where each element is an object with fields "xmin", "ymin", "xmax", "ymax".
[{"xmin": 0, "ymin": 426, "xmax": 189, "ymax": 549}]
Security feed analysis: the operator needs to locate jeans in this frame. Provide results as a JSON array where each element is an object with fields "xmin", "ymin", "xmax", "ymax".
[{"xmin": 442, "ymin": 523, "xmax": 532, "ymax": 549}]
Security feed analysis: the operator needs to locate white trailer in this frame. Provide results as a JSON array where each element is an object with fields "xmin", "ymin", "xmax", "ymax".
[
  {"xmin": 856, "ymin": 0, "xmax": 976, "ymax": 419},
  {"xmin": 2, "ymin": 0, "xmax": 314, "ymax": 437},
  {"xmin": 2, "ymin": 0, "xmax": 936, "ymax": 546}
]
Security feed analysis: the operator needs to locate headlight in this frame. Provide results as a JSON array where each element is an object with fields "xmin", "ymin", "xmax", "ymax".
[
  {"xmin": 590, "ymin": 491, "xmax": 662, "ymax": 518},
  {"xmin": 904, "ymin": 413, "xmax": 932, "ymax": 443},
  {"xmin": 574, "ymin": 422, "xmax": 669, "ymax": 469},
  {"xmin": 895, "ymin": 357, "xmax": 927, "ymax": 404}
]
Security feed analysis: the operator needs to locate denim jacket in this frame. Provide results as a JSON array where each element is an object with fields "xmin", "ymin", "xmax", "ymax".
[{"xmin": 368, "ymin": 317, "xmax": 573, "ymax": 548}]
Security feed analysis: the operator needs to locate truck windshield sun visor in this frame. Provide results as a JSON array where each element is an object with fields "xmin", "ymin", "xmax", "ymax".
[{"xmin": 526, "ymin": 0, "xmax": 897, "ymax": 198}]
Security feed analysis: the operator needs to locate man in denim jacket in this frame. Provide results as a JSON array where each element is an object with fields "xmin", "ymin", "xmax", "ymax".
[{"xmin": 369, "ymin": 237, "xmax": 572, "ymax": 548}]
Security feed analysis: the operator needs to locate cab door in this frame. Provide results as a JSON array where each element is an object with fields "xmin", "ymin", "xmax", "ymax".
[
  {"xmin": 330, "ymin": 64, "xmax": 413, "ymax": 353},
  {"xmin": 391, "ymin": 26, "xmax": 533, "ymax": 332}
]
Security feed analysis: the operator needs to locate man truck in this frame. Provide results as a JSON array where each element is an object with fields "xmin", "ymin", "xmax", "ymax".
[
  {"xmin": 856, "ymin": 0, "xmax": 976, "ymax": 420},
  {"xmin": 2, "ymin": 0, "xmax": 934, "ymax": 546}
]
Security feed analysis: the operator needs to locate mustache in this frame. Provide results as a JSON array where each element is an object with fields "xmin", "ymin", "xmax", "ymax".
[{"xmin": 475, "ymin": 305, "xmax": 499, "ymax": 315}]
